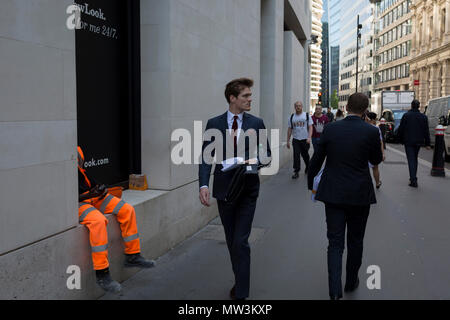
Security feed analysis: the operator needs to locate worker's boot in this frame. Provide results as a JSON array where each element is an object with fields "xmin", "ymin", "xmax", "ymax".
[
  {"xmin": 96, "ymin": 269, "xmax": 121, "ymax": 293},
  {"xmin": 124, "ymin": 253, "xmax": 156, "ymax": 268}
]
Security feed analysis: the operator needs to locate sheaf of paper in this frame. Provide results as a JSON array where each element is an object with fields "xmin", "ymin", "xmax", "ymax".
[{"xmin": 221, "ymin": 157, "xmax": 244, "ymax": 172}]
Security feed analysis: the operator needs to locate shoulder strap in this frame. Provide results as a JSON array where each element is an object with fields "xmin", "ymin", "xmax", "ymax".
[{"xmin": 290, "ymin": 114, "xmax": 294, "ymax": 128}]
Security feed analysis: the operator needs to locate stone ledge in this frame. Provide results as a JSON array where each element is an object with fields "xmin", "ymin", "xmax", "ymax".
[{"xmin": 0, "ymin": 183, "xmax": 217, "ymax": 299}]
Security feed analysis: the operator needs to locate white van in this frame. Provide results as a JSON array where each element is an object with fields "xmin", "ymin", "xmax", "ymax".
[{"xmin": 425, "ymin": 96, "xmax": 450, "ymax": 146}]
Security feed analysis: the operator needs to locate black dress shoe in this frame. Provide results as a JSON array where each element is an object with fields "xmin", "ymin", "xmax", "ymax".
[
  {"xmin": 409, "ymin": 181, "xmax": 418, "ymax": 188},
  {"xmin": 344, "ymin": 277, "xmax": 360, "ymax": 293},
  {"xmin": 330, "ymin": 295, "xmax": 342, "ymax": 300}
]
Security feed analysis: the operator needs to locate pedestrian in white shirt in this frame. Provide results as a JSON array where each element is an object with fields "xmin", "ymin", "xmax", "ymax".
[{"xmin": 287, "ymin": 101, "xmax": 313, "ymax": 179}]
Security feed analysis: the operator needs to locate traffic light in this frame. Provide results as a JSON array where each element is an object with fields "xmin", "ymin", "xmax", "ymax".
[{"xmin": 318, "ymin": 92, "xmax": 322, "ymax": 104}]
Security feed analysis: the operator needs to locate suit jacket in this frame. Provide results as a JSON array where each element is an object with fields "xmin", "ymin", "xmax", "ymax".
[
  {"xmin": 396, "ymin": 109, "xmax": 431, "ymax": 146},
  {"xmin": 199, "ymin": 112, "xmax": 271, "ymax": 200},
  {"xmin": 307, "ymin": 115, "xmax": 383, "ymax": 206}
]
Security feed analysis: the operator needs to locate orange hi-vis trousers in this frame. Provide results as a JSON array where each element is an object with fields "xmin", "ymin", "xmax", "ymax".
[{"xmin": 78, "ymin": 194, "xmax": 141, "ymax": 270}]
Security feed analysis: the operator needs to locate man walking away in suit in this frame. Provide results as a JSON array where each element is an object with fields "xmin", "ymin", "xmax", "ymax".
[
  {"xmin": 199, "ymin": 78, "xmax": 271, "ymax": 300},
  {"xmin": 396, "ymin": 100, "xmax": 431, "ymax": 188},
  {"xmin": 287, "ymin": 101, "xmax": 313, "ymax": 179},
  {"xmin": 308, "ymin": 93, "xmax": 383, "ymax": 300}
]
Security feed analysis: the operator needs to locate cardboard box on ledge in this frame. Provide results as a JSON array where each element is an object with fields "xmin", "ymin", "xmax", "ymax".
[{"xmin": 129, "ymin": 174, "xmax": 148, "ymax": 191}]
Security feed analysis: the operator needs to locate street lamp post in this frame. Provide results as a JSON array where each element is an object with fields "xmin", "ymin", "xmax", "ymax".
[{"xmin": 356, "ymin": 15, "xmax": 363, "ymax": 93}]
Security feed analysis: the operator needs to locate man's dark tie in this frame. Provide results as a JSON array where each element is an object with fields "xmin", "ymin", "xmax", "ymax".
[{"xmin": 232, "ymin": 115, "xmax": 238, "ymax": 156}]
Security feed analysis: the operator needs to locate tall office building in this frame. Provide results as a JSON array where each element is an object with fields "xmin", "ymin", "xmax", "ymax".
[
  {"xmin": 311, "ymin": 0, "xmax": 324, "ymax": 108},
  {"xmin": 338, "ymin": 0, "xmax": 375, "ymax": 109},
  {"xmin": 321, "ymin": 0, "xmax": 330, "ymax": 108},
  {"xmin": 373, "ymin": 0, "xmax": 413, "ymax": 94},
  {"xmin": 329, "ymin": 0, "xmax": 341, "ymax": 107},
  {"xmin": 321, "ymin": 21, "xmax": 330, "ymax": 108}
]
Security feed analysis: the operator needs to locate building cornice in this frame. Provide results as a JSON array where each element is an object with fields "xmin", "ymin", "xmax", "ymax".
[
  {"xmin": 374, "ymin": 77, "xmax": 410, "ymax": 90},
  {"xmin": 409, "ymin": 42, "xmax": 450, "ymax": 65}
]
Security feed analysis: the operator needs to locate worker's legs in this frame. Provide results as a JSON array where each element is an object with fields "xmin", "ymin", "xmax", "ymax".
[
  {"xmin": 95, "ymin": 194, "xmax": 141, "ymax": 254},
  {"xmin": 78, "ymin": 203, "xmax": 110, "ymax": 270}
]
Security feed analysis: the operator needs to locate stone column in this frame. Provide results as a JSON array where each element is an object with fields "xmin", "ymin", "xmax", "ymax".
[
  {"xmin": 445, "ymin": 0, "xmax": 450, "ymax": 44},
  {"xmin": 422, "ymin": 7, "xmax": 428, "ymax": 52},
  {"xmin": 411, "ymin": 11, "xmax": 418, "ymax": 57},
  {"xmin": 432, "ymin": 2, "xmax": 439, "ymax": 49},
  {"xmin": 260, "ymin": 0, "xmax": 285, "ymax": 129},
  {"xmin": 419, "ymin": 67, "xmax": 428, "ymax": 106},
  {"xmin": 437, "ymin": 62, "xmax": 443, "ymax": 98},
  {"xmin": 412, "ymin": 68, "xmax": 419, "ymax": 102},
  {"xmin": 429, "ymin": 63, "xmax": 440, "ymax": 100},
  {"xmin": 410, "ymin": 68, "xmax": 417, "ymax": 90},
  {"xmin": 442, "ymin": 59, "xmax": 450, "ymax": 96}
]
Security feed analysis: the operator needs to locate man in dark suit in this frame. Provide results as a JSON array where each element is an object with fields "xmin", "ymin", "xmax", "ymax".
[
  {"xmin": 396, "ymin": 100, "xmax": 431, "ymax": 188},
  {"xmin": 199, "ymin": 78, "xmax": 271, "ymax": 300},
  {"xmin": 308, "ymin": 93, "xmax": 383, "ymax": 300}
]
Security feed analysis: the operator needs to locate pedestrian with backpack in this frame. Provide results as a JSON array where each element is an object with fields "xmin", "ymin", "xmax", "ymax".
[{"xmin": 287, "ymin": 101, "xmax": 313, "ymax": 179}]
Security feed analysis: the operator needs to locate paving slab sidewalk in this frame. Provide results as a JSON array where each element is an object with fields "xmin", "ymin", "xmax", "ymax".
[{"xmin": 102, "ymin": 147, "xmax": 450, "ymax": 300}]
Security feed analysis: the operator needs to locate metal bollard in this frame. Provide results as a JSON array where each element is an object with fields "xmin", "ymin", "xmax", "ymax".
[{"xmin": 431, "ymin": 125, "xmax": 446, "ymax": 177}]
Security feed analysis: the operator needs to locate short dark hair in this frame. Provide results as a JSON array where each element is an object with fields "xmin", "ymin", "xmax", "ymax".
[
  {"xmin": 367, "ymin": 112, "xmax": 377, "ymax": 121},
  {"xmin": 411, "ymin": 100, "xmax": 420, "ymax": 109},
  {"xmin": 347, "ymin": 93, "xmax": 369, "ymax": 114},
  {"xmin": 225, "ymin": 78, "xmax": 254, "ymax": 104}
]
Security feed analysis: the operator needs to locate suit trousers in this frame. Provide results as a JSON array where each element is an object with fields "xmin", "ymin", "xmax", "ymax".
[
  {"xmin": 325, "ymin": 203, "xmax": 370, "ymax": 297},
  {"xmin": 405, "ymin": 145, "xmax": 420, "ymax": 183},
  {"xmin": 292, "ymin": 138, "xmax": 310, "ymax": 173},
  {"xmin": 217, "ymin": 188, "xmax": 258, "ymax": 299},
  {"xmin": 312, "ymin": 137, "xmax": 321, "ymax": 152}
]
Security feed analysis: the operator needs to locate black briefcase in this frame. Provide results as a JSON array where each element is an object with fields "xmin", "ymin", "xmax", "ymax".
[{"xmin": 224, "ymin": 164, "xmax": 259, "ymax": 205}]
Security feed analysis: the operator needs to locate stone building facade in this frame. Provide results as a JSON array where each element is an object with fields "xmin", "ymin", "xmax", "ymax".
[{"xmin": 409, "ymin": 0, "xmax": 450, "ymax": 109}]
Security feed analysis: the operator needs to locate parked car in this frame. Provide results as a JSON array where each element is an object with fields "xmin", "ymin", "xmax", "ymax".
[
  {"xmin": 425, "ymin": 96, "xmax": 450, "ymax": 146},
  {"xmin": 381, "ymin": 109, "xmax": 408, "ymax": 143}
]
